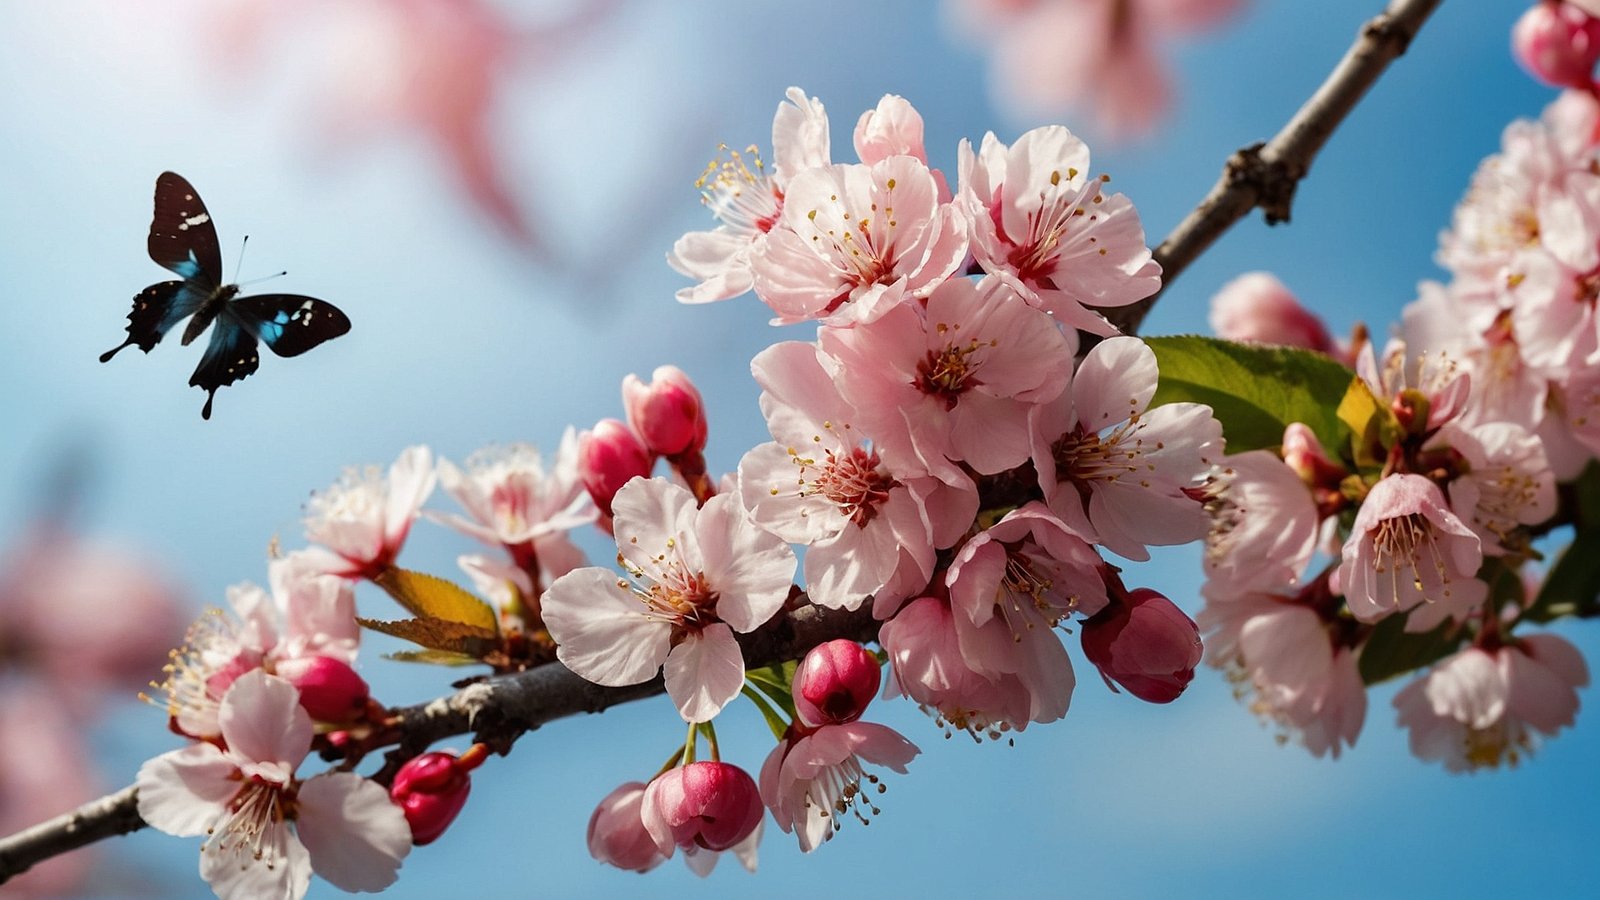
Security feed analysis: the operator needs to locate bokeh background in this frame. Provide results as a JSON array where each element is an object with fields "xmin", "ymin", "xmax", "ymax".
[{"xmin": 1, "ymin": 0, "xmax": 1596, "ymax": 897}]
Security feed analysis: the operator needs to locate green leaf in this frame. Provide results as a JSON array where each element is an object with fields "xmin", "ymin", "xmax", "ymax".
[
  {"xmin": 1358, "ymin": 614, "xmax": 1463, "ymax": 686},
  {"xmin": 741, "ymin": 685, "xmax": 791, "ymax": 742},
  {"xmin": 1525, "ymin": 462, "xmax": 1600, "ymax": 623},
  {"xmin": 373, "ymin": 567, "xmax": 498, "ymax": 633},
  {"xmin": 1145, "ymin": 335, "xmax": 1359, "ymax": 455},
  {"xmin": 357, "ymin": 616, "xmax": 499, "ymax": 658},
  {"xmin": 744, "ymin": 662, "xmax": 798, "ymax": 721},
  {"xmin": 385, "ymin": 649, "xmax": 483, "ymax": 667}
]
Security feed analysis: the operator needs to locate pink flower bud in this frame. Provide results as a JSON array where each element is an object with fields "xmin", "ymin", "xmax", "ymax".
[
  {"xmin": 390, "ymin": 747, "xmax": 484, "ymax": 845},
  {"xmin": 793, "ymin": 639, "xmax": 881, "ymax": 726},
  {"xmin": 1080, "ymin": 588, "xmax": 1203, "ymax": 704},
  {"xmin": 587, "ymin": 782, "xmax": 668, "ymax": 873},
  {"xmin": 1209, "ymin": 272, "xmax": 1337, "ymax": 355},
  {"xmin": 273, "ymin": 655, "xmax": 370, "ymax": 723},
  {"xmin": 641, "ymin": 761, "xmax": 763, "ymax": 854},
  {"xmin": 853, "ymin": 94, "xmax": 929, "ymax": 165},
  {"xmin": 578, "ymin": 419, "xmax": 654, "ymax": 517},
  {"xmin": 1281, "ymin": 422, "xmax": 1346, "ymax": 486},
  {"xmin": 622, "ymin": 366, "xmax": 709, "ymax": 458},
  {"xmin": 1514, "ymin": 1, "xmax": 1600, "ymax": 89}
]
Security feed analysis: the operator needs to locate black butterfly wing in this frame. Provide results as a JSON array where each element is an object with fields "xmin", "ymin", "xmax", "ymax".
[
  {"xmin": 187, "ymin": 307, "xmax": 262, "ymax": 420},
  {"xmin": 98, "ymin": 280, "xmax": 211, "ymax": 362},
  {"xmin": 231, "ymin": 294, "xmax": 352, "ymax": 357},
  {"xmin": 148, "ymin": 172, "xmax": 223, "ymax": 287}
]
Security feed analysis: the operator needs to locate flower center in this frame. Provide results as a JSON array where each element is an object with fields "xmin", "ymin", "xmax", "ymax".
[
  {"xmin": 1052, "ymin": 419, "xmax": 1155, "ymax": 488},
  {"xmin": 206, "ymin": 778, "xmax": 294, "ymax": 874},
  {"xmin": 697, "ymin": 144, "xmax": 782, "ymax": 236},
  {"xmin": 788, "ymin": 443, "xmax": 898, "ymax": 528},
  {"xmin": 802, "ymin": 751, "xmax": 889, "ymax": 845},
  {"xmin": 1003, "ymin": 171, "xmax": 1101, "ymax": 283},
  {"xmin": 915, "ymin": 326, "xmax": 995, "ymax": 409}
]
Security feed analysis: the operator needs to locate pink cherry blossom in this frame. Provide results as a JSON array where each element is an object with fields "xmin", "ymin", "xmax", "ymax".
[
  {"xmin": 1513, "ymin": 1, "xmax": 1600, "ymax": 90},
  {"xmin": 137, "ymin": 671, "xmax": 410, "ymax": 899},
  {"xmin": 670, "ymin": 87, "xmax": 831, "ymax": 304},
  {"xmin": 588, "ymin": 782, "xmax": 669, "ymax": 873},
  {"xmin": 1430, "ymin": 421, "xmax": 1556, "ymax": 557},
  {"xmin": 641, "ymin": 761, "xmax": 764, "ymax": 854},
  {"xmin": 1506, "ymin": 245, "xmax": 1600, "ymax": 375},
  {"xmin": 157, "ymin": 556, "xmax": 359, "ymax": 739},
  {"xmin": 1394, "ymin": 635, "xmax": 1590, "ymax": 772},
  {"xmin": 578, "ymin": 420, "xmax": 655, "ymax": 521},
  {"xmin": 952, "ymin": 0, "xmax": 1246, "ymax": 138},
  {"xmin": 1080, "ymin": 587, "xmax": 1202, "ymax": 703},
  {"xmin": 1201, "ymin": 449, "xmax": 1321, "ymax": 595},
  {"xmin": 434, "ymin": 432, "xmax": 594, "ymax": 548},
  {"xmin": 880, "ymin": 595, "xmax": 1049, "ymax": 738},
  {"xmin": 751, "ymin": 155, "xmax": 968, "ymax": 326},
  {"xmin": 0, "ymin": 528, "xmax": 186, "ymax": 699},
  {"xmin": 541, "ymin": 478, "xmax": 796, "ymax": 722},
  {"xmin": 818, "ymin": 275, "xmax": 1077, "ymax": 483},
  {"xmin": 1208, "ymin": 271, "xmax": 1340, "ymax": 356},
  {"xmin": 1401, "ymin": 284, "xmax": 1548, "ymax": 434},
  {"xmin": 1199, "ymin": 587, "xmax": 1366, "ymax": 758},
  {"xmin": 960, "ymin": 126, "xmax": 1162, "ymax": 334},
  {"xmin": 623, "ymin": 366, "xmax": 710, "ymax": 458},
  {"xmin": 1354, "ymin": 338, "xmax": 1472, "ymax": 436},
  {"xmin": 1336, "ymin": 473, "xmax": 1486, "ymax": 625},
  {"xmin": 758, "ymin": 721, "xmax": 919, "ymax": 852},
  {"xmin": 738, "ymin": 341, "xmax": 963, "ymax": 615},
  {"xmin": 1032, "ymin": 336, "xmax": 1222, "ymax": 560},
  {"xmin": 302, "ymin": 445, "xmax": 436, "ymax": 578},
  {"xmin": 793, "ymin": 640, "xmax": 883, "ymax": 727}
]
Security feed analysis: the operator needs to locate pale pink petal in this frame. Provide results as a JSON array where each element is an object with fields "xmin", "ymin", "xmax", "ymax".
[
  {"xmin": 135, "ymin": 745, "xmax": 238, "ymax": 837},
  {"xmin": 1072, "ymin": 337, "xmax": 1159, "ymax": 428},
  {"xmin": 296, "ymin": 772, "xmax": 411, "ymax": 892},
  {"xmin": 664, "ymin": 624, "xmax": 745, "ymax": 722},
  {"xmin": 545, "ymin": 568, "xmax": 671, "ymax": 687},
  {"xmin": 200, "ymin": 821, "xmax": 310, "ymax": 900},
  {"xmin": 696, "ymin": 493, "xmax": 796, "ymax": 633},
  {"xmin": 611, "ymin": 479, "xmax": 704, "ymax": 577},
  {"xmin": 771, "ymin": 86, "xmax": 831, "ymax": 181},
  {"xmin": 218, "ymin": 671, "xmax": 312, "ymax": 772},
  {"xmin": 1427, "ymin": 648, "xmax": 1506, "ymax": 730},
  {"xmin": 382, "ymin": 445, "xmax": 437, "ymax": 549}
]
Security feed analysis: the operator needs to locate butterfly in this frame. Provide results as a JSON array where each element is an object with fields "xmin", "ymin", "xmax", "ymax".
[{"xmin": 100, "ymin": 172, "xmax": 351, "ymax": 419}]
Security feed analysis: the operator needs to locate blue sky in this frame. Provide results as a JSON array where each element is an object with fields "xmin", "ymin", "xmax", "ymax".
[{"xmin": 2, "ymin": 1, "xmax": 1596, "ymax": 897}]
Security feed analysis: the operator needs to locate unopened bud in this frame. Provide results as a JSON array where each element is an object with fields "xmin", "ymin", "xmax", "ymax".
[
  {"xmin": 641, "ymin": 761, "xmax": 763, "ymax": 854},
  {"xmin": 1081, "ymin": 588, "xmax": 1202, "ymax": 704},
  {"xmin": 274, "ymin": 655, "xmax": 370, "ymax": 723},
  {"xmin": 854, "ymin": 94, "xmax": 929, "ymax": 165},
  {"xmin": 1514, "ymin": 1, "xmax": 1600, "ymax": 89},
  {"xmin": 622, "ymin": 366, "xmax": 709, "ymax": 457},
  {"xmin": 390, "ymin": 746, "xmax": 486, "ymax": 846},
  {"xmin": 588, "ymin": 782, "xmax": 668, "ymax": 873},
  {"xmin": 578, "ymin": 419, "xmax": 654, "ymax": 517},
  {"xmin": 1209, "ymin": 272, "xmax": 1337, "ymax": 355},
  {"xmin": 793, "ymin": 639, "xmax": 881, "ymax": 726}
]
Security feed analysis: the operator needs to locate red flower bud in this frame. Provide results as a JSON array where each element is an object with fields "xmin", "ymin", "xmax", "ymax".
[
  {"xmin": 273, "ymin": 656, "xmax": 370, "ymax": 723},
  {"xmin": 587, "ymin": 782, "xmax": 668, "ymax": 872},
  {"xmin": 793, "ymin": 639, "xmax": 881, "ymax": 726},
  {"xmin": 641, "ymin": 761, "xmax": 762, "ymax": 853},
  {"xmin": 578, "ymin": 419, "xmax": 655, "ymax": 518},
  {"xmin": 389, "ymin": 747, "xmax": 485, "ymax": 845},
  {"xmin": 622, "ymin": 365, "xmax": 709, "ymax": 457},
  {"xmin": 1080, "ymin": 588, "xmax": 1202, "ymax": 704},
  {"xmin": 1514, "ymin": 1, "xmax": 1600, "ymax": 90}
]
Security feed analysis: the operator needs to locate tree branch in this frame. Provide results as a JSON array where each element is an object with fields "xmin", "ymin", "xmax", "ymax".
[
  {"xmin": 1106, "ymin": 0, "xmax": 1443, "ymax": 335},
  {"xmin": 0, "ymin": 0, "xmax": 1444, "ymax": 881}
]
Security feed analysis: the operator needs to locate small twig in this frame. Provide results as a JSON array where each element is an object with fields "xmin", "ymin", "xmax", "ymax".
[
  {"xmin": 0, "ymin": 0, "xmax": 1444, "ymax": 880},
  {"xmin": 0, "ymin": 787, "xmax": 144, "ymax": 884},
  {"xmin": 1107, "ymin": 0, "xmax": 1442, "ymax": 335}
]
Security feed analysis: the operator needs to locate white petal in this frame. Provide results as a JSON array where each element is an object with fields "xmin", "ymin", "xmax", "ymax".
[
  {"xmin": 664, "ymin": 624, "xmax": 745, "ymax": 722},
  {"xmin": 545, "ymin": 568, "xmax": 671, "ymax": 687},
  {"xmin": 296, "ymin": 772, "xmax": 411, "ymax": 893},
  {"xmin": 200, "ymin": 819, "xmax": 310, "ymax": 900},
  {"xmin": 697, "ymin": 494, "xmax": 796, "ymax": 632},
  {"xmin": 218, "ymin": 671, "xmax": 313, "ymax": 771},
  {"xmin": 135, "ymin": 744, "xmax": 236, "ymax": 837}
]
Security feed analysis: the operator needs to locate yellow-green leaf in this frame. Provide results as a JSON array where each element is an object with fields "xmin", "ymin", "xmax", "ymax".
[
  {"xmin": 357, "ymin": 616, "xmax": 499, "ymax": 658},
  {"xmin": 373, "ymin": 567, "xmax": 498, "ymax": 633},
  {"xmin": 386, "ymin": 648, "xmax": 483, "ymax": 667}
]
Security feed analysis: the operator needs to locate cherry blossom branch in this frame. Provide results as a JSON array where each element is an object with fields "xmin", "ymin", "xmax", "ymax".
[
  {"xmin": 1107, "ymin": 0, "xmax": 1443, "ymax": 335},
  {"xmin": 0, "ymin": 0, "xmax": 1446, "ymax": 880},
  {"xmin": 0, "ymin": 601, "xmax": 878, "ymax": 884}
]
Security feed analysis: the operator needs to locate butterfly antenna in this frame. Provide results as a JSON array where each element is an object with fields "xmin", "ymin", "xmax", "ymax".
[
  {"xmin": 236, "ymin": 270, "xmax": 289, "ymax": 288},
  {"xmin": 234, "ymin": 235, "xmax": 250, "ymax": 282}
]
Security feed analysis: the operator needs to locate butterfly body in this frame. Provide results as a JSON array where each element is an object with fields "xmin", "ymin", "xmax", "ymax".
[{"xmin": 101, "ymin": 172, "xmax": 351, "ymax": 419}]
